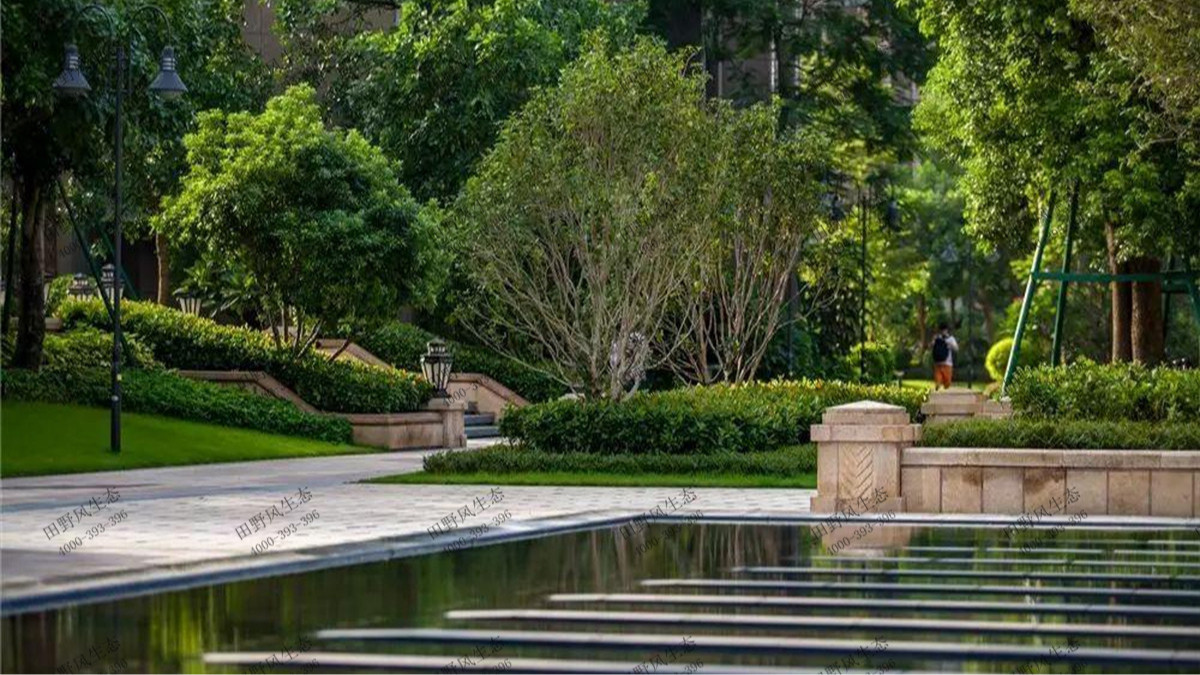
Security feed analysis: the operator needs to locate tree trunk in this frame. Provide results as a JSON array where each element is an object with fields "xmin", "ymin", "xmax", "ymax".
[
  {"xmin": 1129, "ymin": 256, "xmax": 1164, "ymax": 365},
  {"xmin": 12, "ymin": 180, "xmax": 45, "ymax": 368},
  {"xmin": 155, "ymin": 231, "xmax": 171, "ymax": 305},
  {"xmin": 1106, "ymin": 222, "xmax": 1132, "ymax": 363}
]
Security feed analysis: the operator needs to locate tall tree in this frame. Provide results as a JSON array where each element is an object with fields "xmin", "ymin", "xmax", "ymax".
[
  {"xmin": 1, "ymin": 0, "xmax": 266, "ymax": 367},
  {"xmin": 908, "ymin": 0, "xmax": 1200, "ymax": 365},
  {"xmin": 271, "ymin": 0, "xmax": 645, "ymax": 203}
]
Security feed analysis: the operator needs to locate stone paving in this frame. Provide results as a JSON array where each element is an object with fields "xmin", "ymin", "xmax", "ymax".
[{"xmin": 0, "ymin": 452, "xmax": 814, "ymax": 609}]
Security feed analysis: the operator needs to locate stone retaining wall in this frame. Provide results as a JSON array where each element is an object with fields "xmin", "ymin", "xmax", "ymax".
[{"xmin": 812, "ymin": 400, "xmax": 1200, "ymax": 518}]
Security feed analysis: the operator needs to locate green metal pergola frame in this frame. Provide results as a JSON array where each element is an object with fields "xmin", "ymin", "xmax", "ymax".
[{"xmin": 1001, "ymin": 183, "xmax": 1200, "ymax": 394}]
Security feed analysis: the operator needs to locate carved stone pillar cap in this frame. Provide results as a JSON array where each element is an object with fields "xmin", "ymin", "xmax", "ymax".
[{"xmin": 821, "ymin": 400, "xmax": 911, "ymax": 426}]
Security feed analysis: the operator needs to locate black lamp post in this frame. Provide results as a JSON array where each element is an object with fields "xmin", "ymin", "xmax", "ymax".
[
  {"xmin": 54, "ymin": 3, "xmax": 186, "ymax": 453},
  {"xmin": 421, "ymin": 339, "xmax": 454, "ymax": 399}
]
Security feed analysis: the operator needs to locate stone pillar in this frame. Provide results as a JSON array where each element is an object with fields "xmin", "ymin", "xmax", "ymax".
[
  {"xmin": 810, "ymin": 400, "xmax": 920, "ymax": 514},
  {"xmin": 425, "ymin": 398, "xmax": 467, "ymax": 448}
]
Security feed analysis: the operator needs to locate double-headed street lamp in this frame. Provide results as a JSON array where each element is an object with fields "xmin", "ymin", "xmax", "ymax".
[{"xmin": 54, "ymin": 3, "xmax": 187, "ymax": 453}]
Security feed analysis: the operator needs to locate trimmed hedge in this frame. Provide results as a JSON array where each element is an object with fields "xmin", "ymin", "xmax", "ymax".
[
  {"xmin": 2, "ymin": 366, "xmax": 353, "ymax": 443},
  {"xmin": 360, "ymin": 320, "xmax": 566, "ymax": 402},
  {"xmin": 423, "ymin": 443, "xmax": 817, "ymax": 476},
  {"xmin": 922, "ymin": 418, "xmax": 1200, "ymax": 451},
  {"xmin": 1, "ymin": 328, "xmax": 160, "ymax": 370},
  {"xmin": 500, "ymin": 380, "xmax": 926, "ymax": 455},
  {"xmin": 58, "ymin": 299, "xmax": 432, "ymax": 413},
  {"xmin": 1008, "ymin": 361, "xmax": 1200, "ymax": 422}
]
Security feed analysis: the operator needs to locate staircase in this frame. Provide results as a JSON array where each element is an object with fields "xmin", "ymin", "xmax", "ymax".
[{"xmin": 464, "ymin": 411, "xmax": 502, "ymax": 443}]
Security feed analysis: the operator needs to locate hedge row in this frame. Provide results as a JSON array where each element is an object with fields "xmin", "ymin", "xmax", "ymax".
[
  {"xmin": 2, "ymin": 366, "xmax": 353, "ymax": 443},
  {"xmin": 423, "ymin": 443, "xmax": 817, "ymax": 475},
  {"xmin": 1007, "ymin": 361, "xmax": 1200, "ymax": 422},
  {"xmin": 58, "ymin": 299, "xmax": 432, "ymax": 413},
  {"xmin": 499, "ymin": 380, "xmax": 926, "ymax": 455},
  {"xmin": 922, "ymin": 418, "xmax": 1200, "ymax": 451},
  {"xmin": 360, "ymin": 320, "xmax": 566, "ymax": 402}
]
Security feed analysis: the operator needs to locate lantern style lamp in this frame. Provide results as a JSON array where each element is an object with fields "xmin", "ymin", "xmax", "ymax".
[
  {"xmin": 177, "ymin": 293, "xmax": 202, "ymax": 316},
  {"xmin": 69, "ymin": 273, "xmax": 95, "ymax": 299},
  {"xmin": 420, "ymin": 338, "xmax": 453, "ymax": 398},
  {"xmin": 100, "ymin": 263, "xmax": 117, "ymax": 303},
  {"xmin": 148, "ymin": 46, "xmax": 187, "ymax": 98}
]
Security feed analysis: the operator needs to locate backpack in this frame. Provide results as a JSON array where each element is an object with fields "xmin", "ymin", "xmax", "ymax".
[{"xmin": 932, "ymin": 335, "xmax": 949, "ymax": 363}]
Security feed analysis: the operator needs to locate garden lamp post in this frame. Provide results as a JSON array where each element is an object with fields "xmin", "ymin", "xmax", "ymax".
[
  {"xmin": 69, "ymin": 273, "xmax": 95, "ymax": 299},
  {"xmin": 100, "ymin": 264, "xmax": 117, "ymax": 304},
  {"xmin": 177, "ymin": 293, "xmax": 202, "ymax": 316},
  {"xmin": 421, "ymin": 339, "xmax": 454, "ymax": 399},
  {"xmin": 54, "ymin": 3, "xmax": 187, "ymax": 453}
]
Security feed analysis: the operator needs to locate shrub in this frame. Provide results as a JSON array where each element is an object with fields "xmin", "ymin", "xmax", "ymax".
[
  {"xmin": 500, "ymin": 379, "xmax": 925, "ymax": 454},
  {"xmin": 41, "ymin": 328, "xmax": 159, "ymax": 370},
  {"xmin": 58, "ymin": 298, "xmax": 432, "ymax": 413},
  {"xmin": 2, "ymin": 366, "xmax": 352, "ymax": 443},
  {"xmin": 922, "ymin": 418, "xmax": 1200, "ymax": 450},
  {"xmin": 986, "ymin": 337, "xmax": 1048, "ymax": 382},
  {"xmin": 360, "ymin": 320, "xmax": 566, "ymax": 402},
  {"xmin": 843, "ymin": 342, "xmax": 895, "ymax": 384},
  {"xmin": 985, "ymin": 338, "xmax": 1013, "ymax": 382},
  {"xmin": 423, "ymin": 443, "xmax": 817, "ymax": 476},
  {"xmin": 1007, "ymin": 360, "xmax": 1200, "ymax": 422}
]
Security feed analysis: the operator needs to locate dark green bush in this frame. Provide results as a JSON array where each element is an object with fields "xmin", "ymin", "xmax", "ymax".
[
  {"xmin": 500, "ymin": 380, "xmax": 926, "ymax": 454},
  {"xmin": 423, "ymin": 443, "xmax": 817, "ymax": 475},
  {"xmin": 922, "ymin": 418, "xmax": 1200, "ymax": 450},
  {"xmin": 2, "ymin": 366, "xmax": 353, "ymax": 443},
  {"xmin": 360, "ymin": 320, "xmax": 566, "ymax": 402},
  {"xmin": 1007, "ymin": 360, "xmax": 1200, "ymax": 422},
  {"xmin": 58, "ymin": 299, "xmax": 432, "ymax": 413}
]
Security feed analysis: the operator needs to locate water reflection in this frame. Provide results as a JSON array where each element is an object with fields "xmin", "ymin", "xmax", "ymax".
[{"xmin": 2, "ymin": 523, "xmax": 1197, "ymax": 673}]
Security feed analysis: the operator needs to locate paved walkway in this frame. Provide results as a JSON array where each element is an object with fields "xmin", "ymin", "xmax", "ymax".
[{"xmin": 0, "ymin": 453, "xmax": 814, "ymax": 611}]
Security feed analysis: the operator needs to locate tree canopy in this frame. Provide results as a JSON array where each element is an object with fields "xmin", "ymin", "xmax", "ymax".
[
  {"xmin": 272, "ymin": 0, "xmax": 645, "ymax": 202},
  {"xmin": 155, "ymin": 85, "xmax": 445, "ymax": 355}
]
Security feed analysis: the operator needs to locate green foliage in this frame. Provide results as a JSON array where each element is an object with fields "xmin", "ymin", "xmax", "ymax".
[
  {"xmin": 156, "ymin": 85, "xmax": 447, "ymax": 337},
  {"xmin": 500, "ymin": 380, "xmax": 926, "ymax": 454},
  {"xmin": 422, "ymin": 443, "xmax": 817, "ymax": 476},
  {"xmin": 702, "ymin": 0, "xmax": 932, "ymax": 155},
  {"xmin": 844, "ymin": 342, "xmax": 896, "ymax": 384},
  {"xmin": 359, "ymin": 321, "xmax": 565, "ymax": 403},
  {"xmin": 314, "ymin": 0, "xmax": 645, "ymax": 202},
  {"xmin": 985, "ymin": 338, "xmax": 1013, "ymax": 382},
  {"xmin": 908, "ymin": 0, "xmax": 1200, "ymax": 260},
  {"xmin": 922, "ymin": 418, "xmax": 1200, "ymax": 450},
  {"xmin": 58, "ymin": 298, "xmax": 433, "ymax": 413},
  {"xmin": 1007, "ymin": 361, "xmax": 1200, "ymax": 422},
  {"xmin": 43, "ymin": 275, "xmax": 72, "ymax": 317},
  {"xmin": 2, "ymin": 367, "xmax": 351, "ymax": 443},
  {"xmin": 41, "ymin": 328, "xmax": 158, "ymax": 371}
]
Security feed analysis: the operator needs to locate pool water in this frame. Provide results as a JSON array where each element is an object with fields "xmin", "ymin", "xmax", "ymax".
[{"xmin": 3, "ymin": 522, "xmax": 1199, "ymax": 673}]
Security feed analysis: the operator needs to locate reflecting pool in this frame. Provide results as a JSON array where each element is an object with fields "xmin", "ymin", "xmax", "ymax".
[{"xmin": 3, "ymin": 522, "xmax": 1199, "ymax": 673}]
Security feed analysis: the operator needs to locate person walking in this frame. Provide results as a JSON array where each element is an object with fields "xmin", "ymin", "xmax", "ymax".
[{"xmin": 932, "ymin": 323, "xmax": 959, "ymax": 390}]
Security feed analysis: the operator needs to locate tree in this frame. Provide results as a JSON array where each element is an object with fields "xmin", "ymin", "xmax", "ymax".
[
  {"xmin": 908, "ymin": 0, "xmax": 1200, "ymax": 365},
  {"xmin": 454, "ymin": 36, "xmax": 724, "ymax": 399},
  {"xmin": 665, "ymin": 101, "xmax": 828, "ymax": 384},
  {"xmin": 1070, "ymin": 0, "xmax": 1200, "ymax": 138},
  {"xmin": 155, "ymin": 85, "xmax": 446, "ymax": 358},
  {"xmin": 1, "ymin": 0, "xmax": 267, "ymax": 367},
  {"xmin": 271, "ymin": 0, "xmax": 645, "ymax": 203},
  {"xmin": 698, "ymin": 0, "xmax": 932, "ymax": 152}
]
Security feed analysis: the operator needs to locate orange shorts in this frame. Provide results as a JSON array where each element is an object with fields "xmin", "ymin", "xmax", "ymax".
[{"xmin": 933, "ymin": 363, "xmax": 953, "ymax": 388}]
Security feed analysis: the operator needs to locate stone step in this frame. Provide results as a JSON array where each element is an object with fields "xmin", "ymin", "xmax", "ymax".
[
  {"xmin": 465, "ymin": 425, "xmax": 501, "ymax": 439},
  {"xmin": 465, "ymin": 413, "xmax": 496, "ymax": 426}
]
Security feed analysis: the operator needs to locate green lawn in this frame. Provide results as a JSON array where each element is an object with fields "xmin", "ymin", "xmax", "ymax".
[
  {"xmin": 1, "ymin": 401, "xmax": 372, "ymax": 477},
  {"xmin": 372, "ymin": 471, "xmax": 816, "ymax": 488}
]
